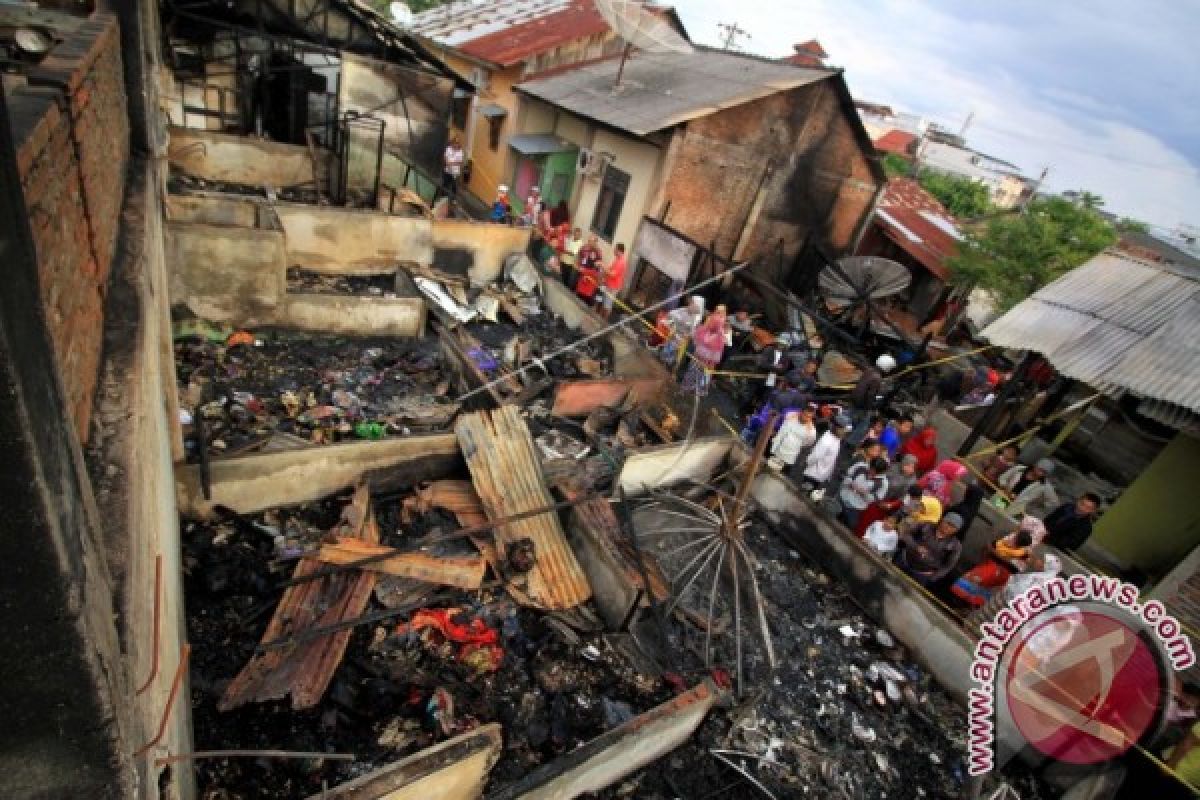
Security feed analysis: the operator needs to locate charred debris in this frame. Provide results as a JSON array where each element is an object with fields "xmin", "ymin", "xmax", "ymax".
[{"xmin": 180, "ymin": 388, "xmax": 1048, "ymax": 798}]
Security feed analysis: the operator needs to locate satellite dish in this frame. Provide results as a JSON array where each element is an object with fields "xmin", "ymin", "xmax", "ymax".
[
  {"xmin": 818, "ymin": 256, "xmax": 910, "ymax": 304},
  {"xmin": 15, "ymin": 28, "xmax": 52, "ymax": 56},
  {"xmin": 388, "ymin": 2, "xmax": 414, "ymax": 28},
  {"xmin": 594, "ymin": 0, "xmax": 693, "ymax": 87}
]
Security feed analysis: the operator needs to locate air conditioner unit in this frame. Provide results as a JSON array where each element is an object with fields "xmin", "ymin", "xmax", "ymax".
[{"xmin": 577, "ymin": 147, "xmax": 600, "ymax": 176}]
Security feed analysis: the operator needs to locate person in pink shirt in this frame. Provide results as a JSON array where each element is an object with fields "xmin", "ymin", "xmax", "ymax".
[{"xmin": 598, "ymin": 243, "xmax": 627, "ymax": 319}]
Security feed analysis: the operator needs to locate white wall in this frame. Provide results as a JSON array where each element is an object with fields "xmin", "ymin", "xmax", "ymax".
[{"xmin": 573, "ymin": 128, "xmax": 663, "ymax": 269}]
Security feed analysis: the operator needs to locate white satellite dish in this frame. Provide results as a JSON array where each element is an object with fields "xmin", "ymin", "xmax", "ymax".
[
  {"xmin": 389, "ymin": 2, "xmax": 414, "ymax": 28},
  {"xmin": 594, "ymin": 0, "xmax": 693, "ymax": 87}
]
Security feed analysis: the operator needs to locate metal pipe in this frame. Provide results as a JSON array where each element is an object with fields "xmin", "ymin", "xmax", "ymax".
[
  {"xmin": 156, "ymin": 750, "xmax": 355, "ymax": 766},
  {"xmin": 133, "ymin": 644, "xmax": 191, "ymax": 760}
]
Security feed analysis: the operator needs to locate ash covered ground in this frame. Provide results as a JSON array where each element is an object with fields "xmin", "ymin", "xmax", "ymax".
[{"xmin": 183, "ymin": 485, "xmax": 1049, "ymax": 799}]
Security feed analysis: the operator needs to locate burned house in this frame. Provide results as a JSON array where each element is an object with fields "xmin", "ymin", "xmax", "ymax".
[{"xmin": 162, "ymin": 0, "xmax": 467, "ymax": 206}]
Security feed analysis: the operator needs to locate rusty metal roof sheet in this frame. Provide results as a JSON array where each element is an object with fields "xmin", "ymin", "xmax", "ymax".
[
  {"xmin": 456, "ymin": 406, "xmax": 592, "ymax": 610},
  {"xmin": 982, "ymin": 250, "xmax": 1200, "ymax": 424}
]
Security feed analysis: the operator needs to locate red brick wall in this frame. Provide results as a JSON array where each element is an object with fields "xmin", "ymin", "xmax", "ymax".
[
  {"xmin": 660, "ymin": 80, "xmax": 880, "ymax": 264},
  {"xmin": 7, "ymin": 13, "xmax": 128, "ymax": 444}
]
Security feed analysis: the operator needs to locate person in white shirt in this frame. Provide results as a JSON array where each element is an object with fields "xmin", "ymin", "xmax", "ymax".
[
  {"xmin": 771, "ymin": 406, "xmax": 817, "ymax": 477},
  {"xmin": 442, "ymin": 136, "xmax": 464, "ymax": 195},
  {"xmin": 839, "ymin": 456, "xmax": 890, "ymax": 530},
  {"xmin": 863, "ymin": 515, "xmax": 900, "ymax": 559},
  {"xmin": 803, "ymin": 414, "xmax": 852, "ymax": 489}
]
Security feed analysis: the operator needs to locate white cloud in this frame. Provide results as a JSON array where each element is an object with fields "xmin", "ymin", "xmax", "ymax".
[{"xmin": 673, "ymin": 0, "xmax": 1200, "ymax": 228}]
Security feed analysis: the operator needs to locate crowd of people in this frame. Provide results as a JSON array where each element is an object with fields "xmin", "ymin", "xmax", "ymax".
[{"xmin": 701, "ymin": 323, "xmax": 1104, "ymax": 611}]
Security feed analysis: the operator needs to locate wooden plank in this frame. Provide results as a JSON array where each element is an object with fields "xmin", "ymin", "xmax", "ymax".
[
  {"xmin": 219, "ymin": 483, "xmax": 379, "ymax": 711},
  {"xmin": 316, "ymin": 537, "xmax": 486, "ymax": 589},
  {"xmin": 456, "ymin": 407, "xmax": 591, "ymax": 610}
]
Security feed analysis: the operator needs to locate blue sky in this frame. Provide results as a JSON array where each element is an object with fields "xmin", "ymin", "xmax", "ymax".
[{"xmin": 673, "ymin": 0, "xmax": 1200, "ymax": 229}]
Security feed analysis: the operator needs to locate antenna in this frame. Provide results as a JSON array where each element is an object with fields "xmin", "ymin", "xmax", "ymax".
[
  {"xmin": 959, "ymin": 110, "xmax": 975, "ymax": 139},
  {"xmin": 717, "ymin": 21, "xmax": 750, "ymax": 50},
  {"xmin": 595, "ymin": 0, "xmax": 694, "ymax": 89}
]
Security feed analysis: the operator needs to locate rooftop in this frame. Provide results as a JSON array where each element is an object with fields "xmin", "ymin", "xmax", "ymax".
[
  {"xmin": 982, "ymin": 250, "xmax": 1200, "ymax": 432},
  {"xmin": 455, "ymin": 0, "xmax": 612, "ymax": 66},
  {"xmin": 871, "ymin": 178, "xmax": 961, "ymax": 280},
  {"xmin": 408, "ymin": 0, "xmax": 570, "ymax": 46},
  {"xmin": 783, "ymin": 38, "xmax": 827, "ymax": 67},
  {"xmin": 873, "ymin": 129, "xmax": 917, "ymax": 157},
  {"xmin": 516, "ymin": 45, "xmax": 834, "ymax": 136}
]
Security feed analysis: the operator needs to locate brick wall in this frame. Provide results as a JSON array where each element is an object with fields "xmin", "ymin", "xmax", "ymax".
[
  {"xmin": 6, "ymin": 13, "xmax": 129, "ymax": 444},
  {"xmin": 660, "ymin": 80, "xmax": 880, "ymax": 264}
]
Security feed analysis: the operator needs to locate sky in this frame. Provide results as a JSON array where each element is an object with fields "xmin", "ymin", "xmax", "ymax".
[{"xmin": 672, "ymin": 0, "xmax": 1200, "ymax": 230}]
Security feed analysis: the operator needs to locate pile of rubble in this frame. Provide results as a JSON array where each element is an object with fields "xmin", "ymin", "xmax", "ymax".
[
  {"xmin": 286, "ymin": 267, "xmax": 400, "ymax": 297},
  {"xmin": 174, "ymin": 325, "xmax": 458, "ymax": 459},
  {"xmin": 180, "ymin": 403, "xmax": 1049, "ymax": 799},
  {"xmin": 168, "ymin": 168, "xmax": 322, "ymax": 205}
]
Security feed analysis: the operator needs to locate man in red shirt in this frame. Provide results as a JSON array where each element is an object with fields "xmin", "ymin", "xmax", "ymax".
[{"xmin": 598, "ymin": 243, "xmax": 627, "ymax": 319}]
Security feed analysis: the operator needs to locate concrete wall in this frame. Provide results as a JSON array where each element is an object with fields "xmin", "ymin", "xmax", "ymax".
[
  {"xmin": 274, "ymin": 203, "xmax": 434, "ymax": 272},
  {"xmin": 0, "ymin": 4, "xmax": 194, "ymax": 793},
  {"xmin": 432, "ymin": 219, "xmax": 533, "ymax": 285},
  {"xmin": 176, "ymin": 435, "xmax": 462, "ymax": 518},
  {"xmin": 1093, "ymin": 433, "xmax": 1200, "ymax": 578},
  {"xmin": 572, "ymin": 128, "xmax": 664, "ymax": 266},
  {"xmin": 339, "ymin": 53, "xmax": 454, "ymax": 181},
  {"xmin": 658, "ymin": 80, "xmax": 881, "ymax": 265},
  {"xmin": 167, "ymin": 216, "xmax": 426, "ymax": 335},
  {"xmin": 7, "ymin": 11, "xmax": 129, "ymax": 444},
  {"xmin": 167, "ymin": 221, "xmax": 287, "ymax": 319},
  {"xmin": 167, "ymin": 127, "xmax": 328, "ymax": 188}
]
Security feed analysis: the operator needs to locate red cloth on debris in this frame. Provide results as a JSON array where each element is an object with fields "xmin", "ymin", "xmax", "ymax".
[{"xmin": 396, "ymin": 608, "xmax": 504, "ymax": 672}]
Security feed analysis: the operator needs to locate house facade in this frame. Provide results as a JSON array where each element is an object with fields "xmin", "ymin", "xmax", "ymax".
[
  {"xmin": 514, "ymin": 47, "xmax": 886, "ymax": 303},
  {"xmin": 409, "ymin": 0, "xmax": 685, "ymax": 214}
]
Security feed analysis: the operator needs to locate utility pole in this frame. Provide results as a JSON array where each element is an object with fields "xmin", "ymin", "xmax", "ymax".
[
  {"xmin": 1020, "ymin": 165, "xmax": 1050, "ymax": 212},
  {"xmin": 959, "ymin": 110, "xmax": 975, "ymax": 139},
  {"xmin": 717, "ymin": 21, "xmax": 750, "ymax": 51}
]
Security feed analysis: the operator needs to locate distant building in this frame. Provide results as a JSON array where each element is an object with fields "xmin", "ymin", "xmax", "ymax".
[
  {"xmin": 873, "ymin": 129, "xmax": 918, "ymax": 160},
  {"xmin": 783, "ymin": 39, "xmax": 828, "ymax": 67},
  {"xmin": 855, "ymin": 100, "xmax": 927, "ymax": 142},
  {"xmin": 856, "ymin": 177, "xmax": 963, "ymax": 325},
  {"xmin": 918, "ymin": 140, "xmax": 1033, "ymax": 209}
]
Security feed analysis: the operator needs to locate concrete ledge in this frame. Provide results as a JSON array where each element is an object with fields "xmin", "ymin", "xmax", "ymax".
[
  {"xmin": 262, "ymin": 294, "xmax": 427, "ymax": 338},
  {"xmin": 309, "ymin": 724, "xmax": 502, "ymax": 800},
  {"xmin": 176, "ymin": 435, "xmax": 462, "ymax": 518},
  {"xmin": 488, "ymin": 681, "xmax": 718, "ymax": 800},
  {"xmin": 750, "ymin": 470, "xmax": 976, "ymax": 703},
  {"xmin": 167, "ymin": 127, "xmax": 328, "ymax": 187},
  {"xmin": 618, "ymin": 437, "xmax": 735, "ymax": 495}
]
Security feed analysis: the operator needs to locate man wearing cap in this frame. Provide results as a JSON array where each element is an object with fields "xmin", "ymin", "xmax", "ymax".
[
  {"xmin": 897, "ymin": 512, "xmax": 964, "ymax": 587},
  {"xmin": 803, "ymin": 414, "xmax": 851, "ymax": 489},
  {"xmin": 852, "ymin": 354, "xmax": 896, "ymax": 411},
  {"xmin": 998, "ymin": 458, "xmax": 1061, "ymax": 518},
  {"xmin": 490, "ymin": 185, "xmax": 512, "ymax": 224}
]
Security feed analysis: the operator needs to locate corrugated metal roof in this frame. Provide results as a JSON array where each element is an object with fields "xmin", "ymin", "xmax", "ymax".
[
  {"xmin": 457, "ymin": 0, "xmax": 611, "ymax": 66},
  {"xmin": 982, "ymin": 250, "xmax": 1200, "ymax": 424},
  {"xmin": 409, "ymin": 0, "xmax": 569, "ymax": 46},
  {"xmin": 516, "ymin": 46, "xmax": 833, "ymax": 136}
]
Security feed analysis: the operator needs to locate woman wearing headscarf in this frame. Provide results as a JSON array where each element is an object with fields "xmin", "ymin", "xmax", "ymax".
[
  {"xmin": 681, "ymin": 309, "xmax": 726, "ymax": 397},
  {"xmin": 899, "ymin": 426, "xmax": 939, "ymax": 476},
  {"xmin": 950, "ymin": 516, "xmax": 1048, "ymax": 607},
  {"xmin": 918, "ymin": 459, "xmax": 969, "ymax": 507}
]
